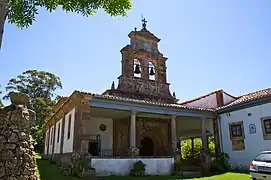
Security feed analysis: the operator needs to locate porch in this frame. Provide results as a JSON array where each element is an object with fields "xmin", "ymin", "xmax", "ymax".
[{"xmin": 77, "ymin": 97, "xmax": 216, "ymax": 159}]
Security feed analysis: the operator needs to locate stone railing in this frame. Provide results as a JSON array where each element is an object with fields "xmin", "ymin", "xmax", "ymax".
[{"xmin": 0, "ymin": 92, "xmax": 38, "ymax": 180}]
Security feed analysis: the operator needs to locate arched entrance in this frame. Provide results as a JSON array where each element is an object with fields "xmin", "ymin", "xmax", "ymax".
[{"xmin": 140, "ymin": 137, "xmax": 154, "ymax": 156}]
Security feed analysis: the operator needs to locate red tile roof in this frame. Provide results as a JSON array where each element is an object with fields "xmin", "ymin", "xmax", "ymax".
[
  {"xmin": 217, "ymin": 88, "xmax": 271, "ymax": 110},
  {"xmin": 179, "ymin": 89, "xmax": 236, "ymax": 105},
  {"xmin": 74, "ymin": 90, "xmax": 215, "ymax": 112}
]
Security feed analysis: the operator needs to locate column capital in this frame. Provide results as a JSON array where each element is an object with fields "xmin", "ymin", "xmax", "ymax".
[
  {"xmin": 131, "ymin": 111, "xmax": 137, "ymax": 116},
  {"xmin": 171, "ymin": 115, "xmax": 177, "ymax": 120}
]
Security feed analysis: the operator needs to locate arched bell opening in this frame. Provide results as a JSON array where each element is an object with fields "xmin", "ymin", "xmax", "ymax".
[
  {"xmin": 148, "ymin": 61, "xmax": 156, "ymax": 80},
  {"xmin": 134, "ymin": 59, "xmax": 142, "ymax": 78}
]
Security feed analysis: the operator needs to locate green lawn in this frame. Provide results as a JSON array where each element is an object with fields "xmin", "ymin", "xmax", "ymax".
[{"xmin": 35, "ymin": 154, "xmax": 250, "ymax": 180}]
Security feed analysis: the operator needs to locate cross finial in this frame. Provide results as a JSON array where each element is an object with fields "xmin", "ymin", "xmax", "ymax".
[{"xmin": 141, "ymin": 16, "xmax": 147, "ymax": 29}]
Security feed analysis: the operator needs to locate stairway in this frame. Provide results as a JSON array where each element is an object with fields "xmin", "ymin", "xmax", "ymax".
[{"xmin": 182, "ymin": 166, "xmax": 201, "ymax": 178}]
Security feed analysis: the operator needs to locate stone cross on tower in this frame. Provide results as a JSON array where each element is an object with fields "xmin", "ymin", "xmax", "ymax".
[{"xmin": 142, "ymin": 17, "xmax": 147, "ymax": 29}]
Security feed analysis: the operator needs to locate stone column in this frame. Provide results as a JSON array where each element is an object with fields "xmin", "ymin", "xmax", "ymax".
[
  {"xmin": 171, "ymin": 115, "xmax": 180, "ymax": 160},
  {"xmin": 130, "ymin": 111, "xmax": 136, "ymax": 148},
  {"xmin": 171, "ymin": 115, "xmax": 177, "ymax": 149},
  {"xmin": 201, "ymin": 118, "xmax": 208, "ymax": 151}
]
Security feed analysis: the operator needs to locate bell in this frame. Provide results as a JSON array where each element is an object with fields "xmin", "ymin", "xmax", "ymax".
[
  {"xmin": 149, "ymin": 67, "xmax": 155, "ymax": 76},
  {"xmin": 134, "ymin": 64, "xmax": 141, "ymax": 74}
]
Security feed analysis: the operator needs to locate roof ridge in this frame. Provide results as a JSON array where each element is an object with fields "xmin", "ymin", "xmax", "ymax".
[
  {"xmin": 239, "ymin": 87, "xmax": 271, "ymax": 97},
  {"xmin": 179, "ymin": 89, "xmax": 223, "ymax": 105}
]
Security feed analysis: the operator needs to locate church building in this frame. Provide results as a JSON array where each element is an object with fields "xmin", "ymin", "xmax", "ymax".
[
  {"xmin": 44, "ymin": 19, "xmax": 217, "ymax": 161},
  {"xmin": 43, "ymin": 19, "xmax": 271, "ymax": 174}
]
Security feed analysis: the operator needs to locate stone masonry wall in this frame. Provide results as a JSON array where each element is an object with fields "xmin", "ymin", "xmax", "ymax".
[{"xmin": 0, "ymin": 93, "xmax": 38, "ymax": 180}]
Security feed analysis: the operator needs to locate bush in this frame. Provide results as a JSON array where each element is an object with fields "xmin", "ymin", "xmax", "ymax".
[
  {"xmin": 229, "ymin": 164, "xmax": 249, "ymax": 174},
  {"xmin": 172, "ymin": 161, "xmax": 183, "ymax": 177},
  {"xmin": 210, "ymin": 152, "xmax": 229, "ymax": 173},
  {"xmin": 130, "ymin": 160, "xmax": 146, "ymax": 176}
]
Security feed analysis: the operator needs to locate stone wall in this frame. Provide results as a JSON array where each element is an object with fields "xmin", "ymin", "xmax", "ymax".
[{"xmin": 0, "ymin": 93, "xmax": 38, "ymax": 180}]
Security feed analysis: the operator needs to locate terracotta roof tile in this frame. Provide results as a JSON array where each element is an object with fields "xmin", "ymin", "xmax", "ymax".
[
  {"xmin": 217, "ymin": 88, "xmax": 271, "ymax": 110},
  {"xmin": 179, "ymin": 89, "xmax": 236, "ymax": 105},
  {"xmin": 74, "ymin": 90, "xmax": 215, "ymax": 112},
  {"xmin": 179, "ymin": 89, "xmax": 222, "ymax": 105}
]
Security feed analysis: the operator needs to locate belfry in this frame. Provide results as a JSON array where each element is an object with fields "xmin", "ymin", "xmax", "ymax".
[{"xmin": 103, "ymin": 18, "xmax": 177, "ymax": 103}]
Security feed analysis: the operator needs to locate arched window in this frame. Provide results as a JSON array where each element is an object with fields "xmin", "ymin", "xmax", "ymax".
[
  {"xmin": 149, "ymin": 61, "xmax": 155, "ymax": 80},
  {"xmin": 134, "ymin": 59, "xmax": 141, "ymax": 78}
]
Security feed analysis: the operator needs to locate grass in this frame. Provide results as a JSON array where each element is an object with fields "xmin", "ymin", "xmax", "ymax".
[{"xmin": 35, "ymin": 154, "xmax": 250, "ymax": 180}]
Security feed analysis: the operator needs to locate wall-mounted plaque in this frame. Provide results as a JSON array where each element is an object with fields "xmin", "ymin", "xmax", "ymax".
[{"xmin": 249, "ymin": 124, "xmax": 256, "ymax": 134}]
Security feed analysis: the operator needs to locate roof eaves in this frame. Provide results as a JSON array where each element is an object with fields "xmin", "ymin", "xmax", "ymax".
[
  {"xmin": 216, "ymin": 94, "xmax": 271, "ymax": 113},
  {"xmin": 91, "ymin": 93, "xmax": 215, "ymax": 112}
]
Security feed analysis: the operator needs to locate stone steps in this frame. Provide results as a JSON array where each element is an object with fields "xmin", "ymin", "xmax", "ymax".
[{"xmin": 183, "ymin": 171, "xmax": 201, "ymax": 178}]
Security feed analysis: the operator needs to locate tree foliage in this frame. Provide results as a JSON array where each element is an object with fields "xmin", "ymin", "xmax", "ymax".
[
  {"xmin": 4, "ymin": 69, "xmax": 62, "ymax": 151},
  {"xmin": 7, "ymin": 0, "xmax": 132, "ymax": 28},
  {"xmin": 0, "ymin": 85, "xmax": 3, "ymax": 107}
]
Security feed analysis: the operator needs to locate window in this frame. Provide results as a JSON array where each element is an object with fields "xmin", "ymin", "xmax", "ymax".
[
  {"xmin": 67, "ymin": 114, "xmax": 72, "ymax": 139},
  {"xmin": 229, "ymin": 121, "xmax": 245, "ymax": 151},
  {"xmin": 57, "ymin": 123, "xmax": 60, "ymax": 143},
  {"xmin": 50, "ymin": 127, "xmax": 54, "ymax": 145},
  {"xmin": 255, "ymin": 152, "xmax": 271, "ymax": 162},
  {"xmin": 263, "ymin": 119, "xmax": 271, "ymax": 134},
  {"xmin": 231, "ymin": 124, "xmax": 243, "ymax": 137},
  {"xmin": 46, "ymin": 131, "xmax": 49, "ymax": 146}
]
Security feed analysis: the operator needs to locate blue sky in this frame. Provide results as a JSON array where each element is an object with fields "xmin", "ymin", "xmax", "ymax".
[{"xmin": 1, "ymin": 0, "xmax": 271, "ymax": 105}]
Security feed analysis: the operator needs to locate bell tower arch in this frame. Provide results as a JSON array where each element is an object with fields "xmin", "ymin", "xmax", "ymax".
[{"xmin": 103, "ymin": 18, "xmax": 177, "ymax": 103}]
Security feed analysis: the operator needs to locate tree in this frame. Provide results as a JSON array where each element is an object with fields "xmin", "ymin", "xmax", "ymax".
[
  {"xmin": 7, "ymin": 0, "xmax": 132, "ymax": 29},
  {"xmin": 0, "ymin": 85, "xmax": 3, "ymax": 107},
  {"xmin": 4, "ymin": 69, "xmax": 62, "ymax": 152}
]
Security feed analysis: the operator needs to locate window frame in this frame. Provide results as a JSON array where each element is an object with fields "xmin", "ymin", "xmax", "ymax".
[
  {"xmin": 231, "ymin": 124, "xmax": 243, "ymax": 137},
  {"xmin": 261, "ymin": 117, "xmax": 271, "ymax": 140},
  {"xmin": 263, "ymin": 119, "xmax": 271, "ymax": 134}
]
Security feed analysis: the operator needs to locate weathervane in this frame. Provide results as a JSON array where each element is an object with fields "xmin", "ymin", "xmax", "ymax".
[{"xmin": 141, "ymin": 14, "xmax": 147, "ymax": 29}]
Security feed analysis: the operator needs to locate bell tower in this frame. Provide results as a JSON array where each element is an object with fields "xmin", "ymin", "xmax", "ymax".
[{"xmin": 103, "ymin": 18, "xmax": 177, "ymax": 103}]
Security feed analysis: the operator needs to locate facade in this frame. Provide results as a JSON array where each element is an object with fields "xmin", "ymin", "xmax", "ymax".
[
  {"xmin": 43, "ymin": 19, "xmax": 271, "ymax": 170},
  {"xmin": 217, "ymin": 89, "xmax": 271, "ymax": 166}
]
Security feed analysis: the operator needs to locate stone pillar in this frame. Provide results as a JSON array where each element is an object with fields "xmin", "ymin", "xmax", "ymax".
[
  {"xmin": 130, "ymin": 111, "xmax": 136, "ymax": 148},
  {"xmin": 201, "ymin": 118, "xmax": 208, "ymax": 151},
  {"xmin": 171, "ymin": 115, "xmax": 177, "ymax": 149},
  {"xmin": 0, "ymin": 92, "xmax": 38, "ymax": 180}
]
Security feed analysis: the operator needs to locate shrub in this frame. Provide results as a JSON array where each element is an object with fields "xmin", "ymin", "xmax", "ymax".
[
  {"xmin": 172, "ymin": 161, "xmax": 183, "ymax": 177},
  {"xmin": 229, "ymin": 164, "xmax": 249, "ymax": 174},
  {"xmin": 130, "ymin": 160, "xmax": 146, "ymax": 176},
  {"xmin": 210, "ymin": 152, "xmax": 230, "ymax": 173}
]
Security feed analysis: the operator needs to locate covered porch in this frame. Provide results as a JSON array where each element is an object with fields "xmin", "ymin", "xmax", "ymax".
[
  {"xmin": 77, "ymin": 96, "xmax": 216, "ymax": 158},
  {"xmin": 76, "ymin": 96, "xmax": 216, "ymax": 176}
]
